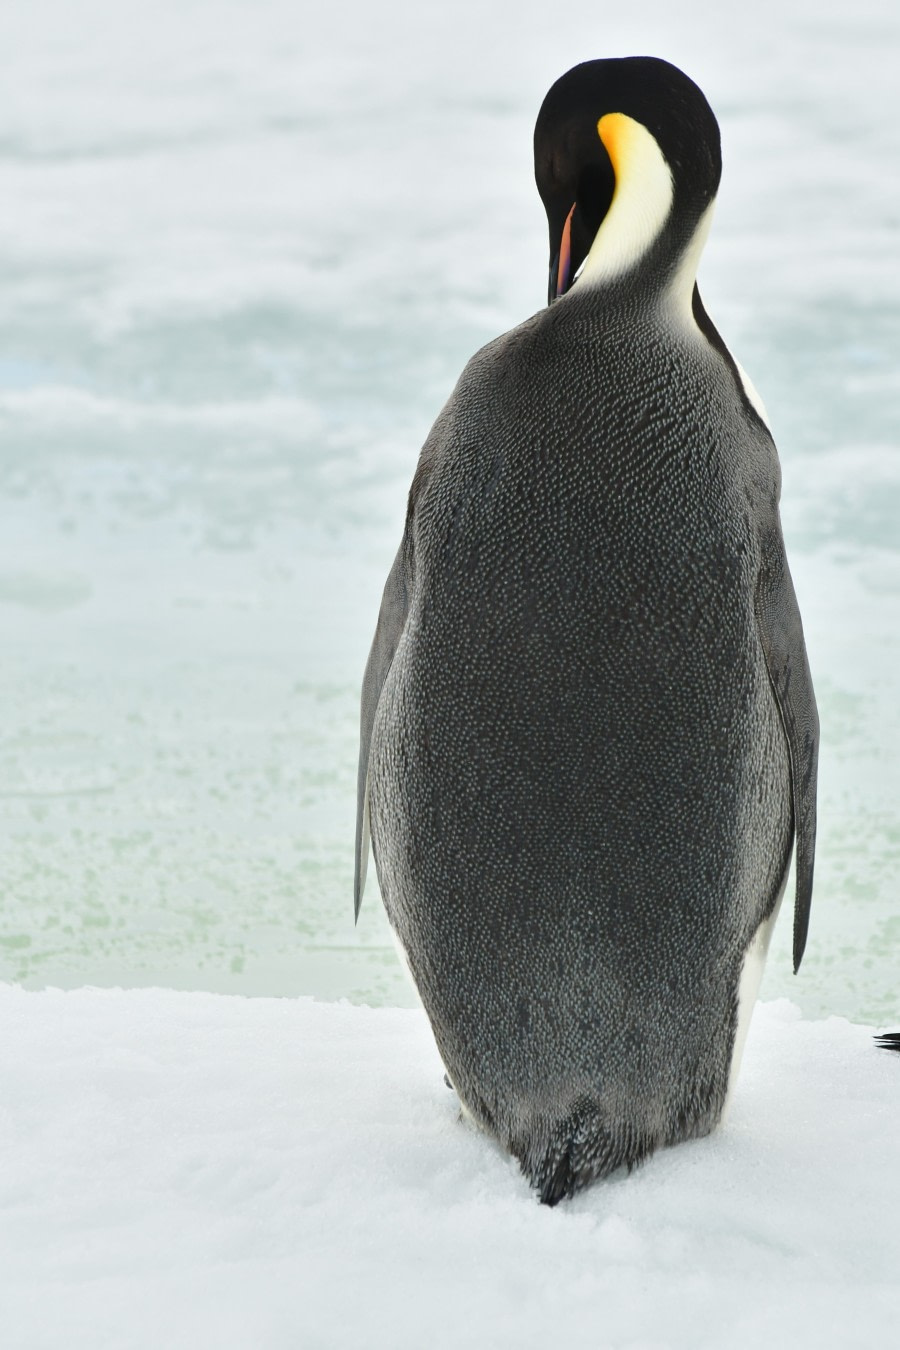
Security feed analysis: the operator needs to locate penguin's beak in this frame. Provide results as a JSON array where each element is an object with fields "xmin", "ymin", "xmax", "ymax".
[{"xmin": 548, "ymin": 202, "xmax": 577, "ymax": 303}]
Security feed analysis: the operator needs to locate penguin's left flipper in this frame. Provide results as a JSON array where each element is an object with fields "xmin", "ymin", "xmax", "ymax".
[
  {"xmin": 755, "ymin": 528, "xmax": 819, "ymax": 972},
  {"xmin": 354, "ymin": 541, "xmax": 411, "ymax": 920}
]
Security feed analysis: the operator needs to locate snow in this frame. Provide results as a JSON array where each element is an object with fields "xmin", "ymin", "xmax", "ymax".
[{"xmin": 2, "ymin": 986, "xmax": 898, "ymax": 1349}]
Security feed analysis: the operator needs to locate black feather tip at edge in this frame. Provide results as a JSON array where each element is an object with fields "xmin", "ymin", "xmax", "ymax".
[{"xmin": 874, "ymin": 1032, "xmax": 900, "ymax": 1051}]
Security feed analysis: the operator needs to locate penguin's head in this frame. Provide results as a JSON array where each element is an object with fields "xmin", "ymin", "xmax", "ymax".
[{"xmin": 534, "ymin": 57, "xmax": 721, "ymax": 305}]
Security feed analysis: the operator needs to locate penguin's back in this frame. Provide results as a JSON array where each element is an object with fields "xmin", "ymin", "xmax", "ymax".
[{"xmin": 367, "ymin": 296, "xmax": 793, "ymax": 1199}]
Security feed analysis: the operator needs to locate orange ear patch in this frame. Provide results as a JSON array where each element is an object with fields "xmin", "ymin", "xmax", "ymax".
[{"xmin": 596, "ymin": 113, "xmax": 633, "ymax": 181}]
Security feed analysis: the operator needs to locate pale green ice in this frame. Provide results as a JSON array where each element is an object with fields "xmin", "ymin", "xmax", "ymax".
[{"xmin": 1, "ymin": 0, "xmax": 898, "ymax": 1023}]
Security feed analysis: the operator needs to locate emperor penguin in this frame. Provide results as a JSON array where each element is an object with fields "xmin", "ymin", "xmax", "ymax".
[{"xmin": 354, "ymin": 56, "xmax": 819, "ymax": 1204}]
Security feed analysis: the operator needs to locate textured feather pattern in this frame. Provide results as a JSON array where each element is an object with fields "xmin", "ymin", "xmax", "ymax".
[{"xmin": 364, "ymin": 285, "xmax": 802, "ymax": 1201}]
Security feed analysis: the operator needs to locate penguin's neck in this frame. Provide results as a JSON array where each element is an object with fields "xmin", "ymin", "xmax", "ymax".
[
  {"xmin": 573, "ymin": 117, "xmax": 716, "ymax": 325},
  {"xmin": 668, "ymin": 201, "xmax": 715, "ymax": 316}
]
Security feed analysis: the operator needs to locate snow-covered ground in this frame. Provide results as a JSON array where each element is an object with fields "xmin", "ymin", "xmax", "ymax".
[{"xmin": 2, "ymin": 987, "xmax": 898, "ymax": 1350}]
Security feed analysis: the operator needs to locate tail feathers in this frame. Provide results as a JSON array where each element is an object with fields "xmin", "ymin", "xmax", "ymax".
[
  {"xmin": 875, "ymin": 1031, "xmax": 900, "ymax": 1051},
  {"xmin": 514, "ymin": 1103, "xmax": 656, "ymax": 1207}
]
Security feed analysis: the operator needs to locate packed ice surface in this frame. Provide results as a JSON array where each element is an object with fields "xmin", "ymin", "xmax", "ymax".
[{"xmin": 1, "ymin": 986, "xmax": 899, "ymax": 1350}]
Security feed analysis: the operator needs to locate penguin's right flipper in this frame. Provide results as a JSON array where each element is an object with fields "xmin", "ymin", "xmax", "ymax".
[
  {"xmin": 875, "ymin": 1033, "xmax": 900, "ymax": 1051},
  {"xmin": 755, "ymin": 529, "xmax": 819, "ymax": 973},
  {"xmin": 354, "ymin": 541, "xmax": 411, "ymax": 920}
]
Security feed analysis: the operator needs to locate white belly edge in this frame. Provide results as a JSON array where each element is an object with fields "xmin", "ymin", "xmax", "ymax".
[
  {"xmin": 722, "ymin": 868, "xmax": 790, "ymax": 1119},
  {"xmin": 387, "ymin": 923, "xmax": 421, "ymax": 1002}
]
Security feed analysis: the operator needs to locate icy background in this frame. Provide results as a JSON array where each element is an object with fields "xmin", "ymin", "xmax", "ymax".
[
  {"xmin": 2, "ymin": 2, "xmax": 900, "ymax": 1345},
  {"xmin": 1, "ymin": 0, "xmax": 898, "ymax": 1019}
]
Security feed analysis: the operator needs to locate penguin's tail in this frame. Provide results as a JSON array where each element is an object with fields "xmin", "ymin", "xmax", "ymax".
[
  {"xmin": 875, "ymin": 1032, "xmax": 900, "ymax": 1051},
  {"xmin": 513, "ymin": 1100, "xmax": 656, "ymax": 1207}
]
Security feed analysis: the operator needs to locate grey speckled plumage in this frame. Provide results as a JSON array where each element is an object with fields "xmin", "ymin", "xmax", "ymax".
[{"xmin": 355, "ymin": 57, "xmax": 818, "ymax": 1204}]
